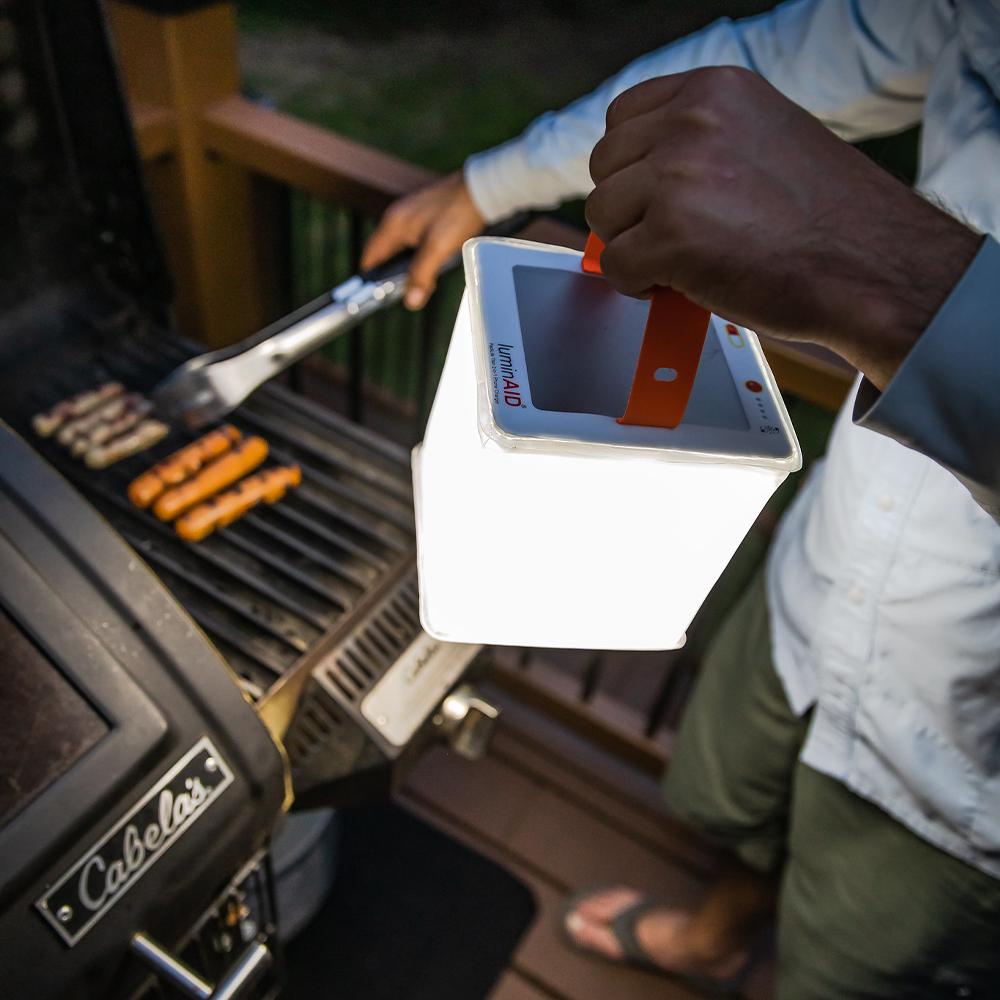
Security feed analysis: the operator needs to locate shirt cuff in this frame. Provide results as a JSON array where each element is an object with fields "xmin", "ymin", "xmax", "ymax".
[
  {"xmin": 464, "ymin": 137, "xmax": 561, "ymax": 225},
  {"xmin": 854, "ymin": 235, "xmax": 1000, "ymax": 517}
]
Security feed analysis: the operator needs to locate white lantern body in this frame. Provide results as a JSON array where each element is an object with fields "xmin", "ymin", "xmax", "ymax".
[{"xmin": 413, "ymin": 238, "xmax": 801, "ymax": 650}]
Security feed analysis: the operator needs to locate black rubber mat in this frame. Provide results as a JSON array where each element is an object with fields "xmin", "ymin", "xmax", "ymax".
[{"xmin": 284, "ymin": 802, "xmax": 537, "ymax": 1000}]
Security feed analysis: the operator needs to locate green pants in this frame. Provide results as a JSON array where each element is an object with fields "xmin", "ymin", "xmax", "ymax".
[{"xmin": 663, "ymin": 571, "xmax": 1000, "ymax": 999}]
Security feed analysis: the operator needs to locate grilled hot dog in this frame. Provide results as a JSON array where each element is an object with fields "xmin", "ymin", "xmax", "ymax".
[
  {"xmin": 68, "ymin": 394, "xmax": 148, "ymax": 455},
  {"xmin": 153, "ymin": 436, "xmax": 268, "ymax": 521},
  {"xmin": 58, "ymin": 392, "xmax": 136, "ymax": 446},
  {"xmin": 128, "ymin": 425, "xmax": 241, "ymax": 509},
  {"xmin": 175, "ymin": 465, "xmax": 302, "ymax": 541},
  {"xmin": 85, "ymin": 419, "xmax": 169, "ymax": 469},
  {"xmin": 32, "ymin": 382, "xmax": 123, "ymax": 437}
]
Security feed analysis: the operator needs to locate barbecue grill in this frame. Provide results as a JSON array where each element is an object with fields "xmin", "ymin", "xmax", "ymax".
[{"xmin": 0, "ymin": 2, "xmax": 491, "ymax": 997}]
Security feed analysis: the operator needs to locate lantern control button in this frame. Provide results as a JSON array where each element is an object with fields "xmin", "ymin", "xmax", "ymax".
[{"xmin": 745, "ymin": 380, "xmax": 763, "ymax": 393}]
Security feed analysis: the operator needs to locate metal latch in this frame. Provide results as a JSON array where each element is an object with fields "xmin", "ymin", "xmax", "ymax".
[
  {"xmin": 434, "ymin": 684, "xmax": 500, "ymax": 760},
  {"xmin": 131, "ymin": 932, "xmax": 271, "ymax": 1000}
]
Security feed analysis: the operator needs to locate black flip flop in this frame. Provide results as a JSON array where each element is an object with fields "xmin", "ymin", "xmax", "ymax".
[{"xmin": 561, "ymin": 888, "xmax": 751, "ymax": 997}]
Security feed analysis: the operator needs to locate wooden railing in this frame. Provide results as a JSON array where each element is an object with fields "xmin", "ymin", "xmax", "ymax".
[{"xmin": 109, "ymin": 0, "xmax": 853, "ymax": 771}]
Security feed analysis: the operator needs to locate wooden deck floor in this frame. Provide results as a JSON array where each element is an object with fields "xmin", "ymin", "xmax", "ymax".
[{"xmin": 397, "ymin": 684, "xmax": 776, "ymax": 1000}]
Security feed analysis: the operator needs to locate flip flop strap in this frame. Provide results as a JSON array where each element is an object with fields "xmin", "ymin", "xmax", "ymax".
[{"xmin": 609, "ymin": 898, "xmax": 664, "ymax": 972}]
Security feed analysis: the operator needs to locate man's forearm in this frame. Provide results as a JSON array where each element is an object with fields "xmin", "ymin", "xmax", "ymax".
[{"xmin": 465, "ymin": 0, "xmax": 951, "ymax": 223}]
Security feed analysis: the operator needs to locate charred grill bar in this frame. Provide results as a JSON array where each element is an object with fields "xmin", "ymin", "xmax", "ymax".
[{"xmin": 0, "ymin": 2, "xmax": 490, "ymax": 997}]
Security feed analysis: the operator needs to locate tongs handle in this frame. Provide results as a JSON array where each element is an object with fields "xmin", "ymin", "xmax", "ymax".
[
  {"xmin": 153, "ymin": 212, "xmax": 540, "ymax": 428},
  {"xmin": 236, "ymin": 211, "xmax": 537, "ymax": 354}
]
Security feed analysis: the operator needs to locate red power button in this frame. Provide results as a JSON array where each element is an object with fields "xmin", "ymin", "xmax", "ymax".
[{"xmin": 745, "ymin": 380, "xmax": 763, "ymax": 393}]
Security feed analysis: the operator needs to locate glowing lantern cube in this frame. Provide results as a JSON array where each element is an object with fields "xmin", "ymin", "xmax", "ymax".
[{"xmin": 413, "ymin": 238, "xmax": 800, "ymax": 650}]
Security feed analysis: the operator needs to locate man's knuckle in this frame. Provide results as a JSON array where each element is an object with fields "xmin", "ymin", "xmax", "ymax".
[
  {"xmin": 584, "ymin": 186, "xmax": 607, "ymax": 221},
  {"xmin": 705, "ymin": 64, "xmax": 751, "ymax": 87},
  {"xmin": 606, "ymin": 93, "xmax": 624, "ymax": 124},
  {"xmin": 382, "ymin": 204, "xmax": 408, "ymax": 230},
  {"xmin": 589, "ymin": 139, "xmax": 610, "ymax": 179}
]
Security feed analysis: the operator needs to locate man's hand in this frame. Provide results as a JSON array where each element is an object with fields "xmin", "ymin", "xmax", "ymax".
[
  {"xmin": 586, "ymin": 67, "xmax": 982, "ymax": 388},
  {"xmin": 362, "ymin": 171, "xmax": 485, "ymax": 310}
]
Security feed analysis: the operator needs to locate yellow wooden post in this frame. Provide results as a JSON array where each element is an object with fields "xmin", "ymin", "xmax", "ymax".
[{"xmin": 106, "ymin": 1, "xmax": 269, "ymax": 346}]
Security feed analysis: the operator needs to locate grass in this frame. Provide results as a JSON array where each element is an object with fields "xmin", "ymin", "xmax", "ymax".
[{"xmin": 237, "ymin": 0, "xmax": 784, "ymax": 175}]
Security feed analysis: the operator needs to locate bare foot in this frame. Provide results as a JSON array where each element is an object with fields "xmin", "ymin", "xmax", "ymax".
[{"xmin": 564, "ymin": 887, "xmax": 749, "ymax": 981}]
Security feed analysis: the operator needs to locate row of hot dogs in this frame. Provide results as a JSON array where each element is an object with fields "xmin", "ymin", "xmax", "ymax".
[
  {"xmin": 128, "ymin": 427, "xmax": 300, "ymax": 541},
  {"xmin": 33, "ymin": 382, "xmax": 301, "ymax": 542}
]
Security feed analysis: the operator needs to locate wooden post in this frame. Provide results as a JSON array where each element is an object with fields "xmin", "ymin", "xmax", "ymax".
[{"xmin": 106, "ymin": 1, "xmax": 269, "ymax": 346}]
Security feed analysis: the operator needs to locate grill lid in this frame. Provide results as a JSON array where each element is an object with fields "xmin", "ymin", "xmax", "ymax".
[{"xmin": 0, "ymin": 0, "xmax": 169, "ymax": 342}]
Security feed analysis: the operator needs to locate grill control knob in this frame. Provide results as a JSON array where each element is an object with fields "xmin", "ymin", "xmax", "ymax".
[{"xmin": 435, "ymin": 684, "xmax": 500, "ymax": 761}]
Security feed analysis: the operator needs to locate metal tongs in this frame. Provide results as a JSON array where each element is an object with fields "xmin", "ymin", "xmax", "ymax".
[{"xmin": 152, "ymin": 213, "xmax": 533, "ymax": 430}]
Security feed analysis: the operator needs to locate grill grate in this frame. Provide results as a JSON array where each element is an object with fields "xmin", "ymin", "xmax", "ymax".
[{"xmin": 10, "ymin": 328, "xmax": 418, "ymax": 703}]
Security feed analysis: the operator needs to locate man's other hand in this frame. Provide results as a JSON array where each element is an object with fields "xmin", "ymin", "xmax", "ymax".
[
  {"xmin": 586, "ymin": 67, "xmax": 982, "ymax": 388},
  {"xmin": 361, "ymin": 172, "xmax": 485, "ymax": 310}
]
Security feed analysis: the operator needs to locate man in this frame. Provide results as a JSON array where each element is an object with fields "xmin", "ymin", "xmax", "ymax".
[{"xmin": 364, "ymin": 1, "xmax": 1000, "ymax": 996}]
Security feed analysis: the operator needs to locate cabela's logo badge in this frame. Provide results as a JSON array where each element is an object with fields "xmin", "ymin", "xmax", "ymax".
[{"xmin": 36, "ymin": 737, "xmax": 233, "ymax": 947}]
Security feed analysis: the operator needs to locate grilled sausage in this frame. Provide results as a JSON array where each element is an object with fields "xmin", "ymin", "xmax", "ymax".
[
  {"xmin": 84, "ymin": 419, "xmax": 170, "ymax": 469},
  {"xmin": 175, "ymin": 465, "xmax": 302, "ymax": 541},
  {"xmin": 32, "ymin": 382, "xmax": 123, "ymax": 437},
  {"xmin": 86, "ymin": 398, "xmax": 152, "ymax": 449},
  {"xmin": 127, "ymin": 425, "xmax": 241, "ymax": 509},
  {"xmin": 58, "ymin": 393, "xmax": 133, "ymax": 446},
  {"xmin": 153, "ymin": 436, "xmax": 268, "ymax": 522},
  {"xmin": 67, "ymin": 394, "xmax": 147, "ymax": 455}
]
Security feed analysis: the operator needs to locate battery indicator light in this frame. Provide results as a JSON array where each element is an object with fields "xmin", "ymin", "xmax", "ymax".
[{"xmin": 725, "ymin": 323, "xmax": 744, "ymax": 347}]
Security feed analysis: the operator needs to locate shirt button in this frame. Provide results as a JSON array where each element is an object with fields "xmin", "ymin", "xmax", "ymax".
[
  {"xmin": 877, "ymin": 494, "xmax": 894, "ymax": 511},
  {"xmin": 848, "ymin": 585, "xmax": 866, "ymax": 605}
]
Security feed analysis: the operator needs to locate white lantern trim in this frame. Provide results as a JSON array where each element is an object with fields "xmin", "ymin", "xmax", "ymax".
[{"xmin": 463, "ymin": 237, "xmax": 801, "ymax": 473}]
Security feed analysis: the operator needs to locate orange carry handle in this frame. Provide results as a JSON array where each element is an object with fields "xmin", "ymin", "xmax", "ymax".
[{"xmin": 583, "ymin": 233, "xmax": 710, "ymax": 429}]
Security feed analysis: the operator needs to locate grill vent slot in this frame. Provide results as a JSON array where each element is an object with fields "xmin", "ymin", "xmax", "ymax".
[
  {"xmin": 285, "ymin": 688, "xmax": 350, "ymax": 766},
  {"xmin": 313, "ymin": 577, "xmax": 420, "ymax": 708}
]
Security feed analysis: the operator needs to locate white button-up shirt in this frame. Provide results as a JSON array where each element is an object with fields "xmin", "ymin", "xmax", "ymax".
[{"xmin": 465, "ymin": 0, "xmax": 1000, "ymax": 877}]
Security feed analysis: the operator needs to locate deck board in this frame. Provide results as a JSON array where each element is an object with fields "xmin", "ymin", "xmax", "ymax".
[
  {"xmin": 399, "ymin": 689, "xmax": 775, "ymax": 1000},
  {"xmin": 403, "ymin": 793, "xmax": 704, "ymax": 1000},
  {"xmin": 488, "ymin": 694, "xmax": 717, "ymax": 873},
  {"xmin": 488, "ymin": 971, "xmax": 555, "ymax": 1000}
]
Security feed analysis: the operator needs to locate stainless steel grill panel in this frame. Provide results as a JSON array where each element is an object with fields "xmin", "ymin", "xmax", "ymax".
[{"xmin": 312, "ymin": 576, "xmax": 421, "ymax": 708}]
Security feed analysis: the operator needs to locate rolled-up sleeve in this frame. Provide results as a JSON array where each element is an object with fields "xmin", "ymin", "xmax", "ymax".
[
  {"xmin": 465, "ymin": 0, "xmax": 954, "ymax": 222},
  {"xmin": 854, "ymin": 236, "xmax": 1000, "ymax": 520}
]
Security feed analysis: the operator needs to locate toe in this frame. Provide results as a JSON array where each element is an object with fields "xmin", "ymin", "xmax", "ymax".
[
  {"xmin": 565, "ymin": 911, "xmax": 627, "ymax": 961},
  {"xmin": 574, "ymin": 887, "xmax": 643, "ymax": 923}
]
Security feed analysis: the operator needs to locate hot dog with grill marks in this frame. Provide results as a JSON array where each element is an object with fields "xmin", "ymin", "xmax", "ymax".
[
  {"xmin": 86, "ymin": 398, "xmax": 152, "ymax": 449},
  {"xmin": 175, "ymin": 465, "xmax": 302, "ymax": 541},
  {"xmin": 58, "ymin": 392, "xmax": 136, "ymax": 446},
  {"xmin": 84, "ymin": 419, "xmax": 170, "ymax": 469},
  {"xmin": 153, "ymin": 436, "xmax": 268, "ymax": 521},
  {"xmin": 68, "ymin": 394, "xmax": 148, "ymax": 455},
  {"xmin": 128, "ymin": 425, "xmax": 242, "ymax": 509},
  {"xmin": 32, "ymin": 382, "xmax": 123, "ymax": 437}
]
